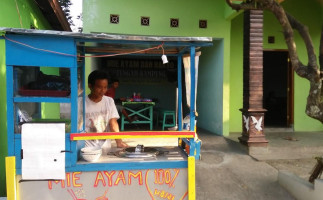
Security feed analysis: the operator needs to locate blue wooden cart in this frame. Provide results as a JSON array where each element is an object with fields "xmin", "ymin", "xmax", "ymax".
[{"xmin": 2, "ymin": 28, "xmax": 212, "ymax": 200}]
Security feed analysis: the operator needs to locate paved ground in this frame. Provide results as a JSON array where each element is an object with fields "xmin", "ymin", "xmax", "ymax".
[
  {"xmin": 229, "ymin": 131, "xmax": 323, "ymax": 180},
  {"xmin": 122, "ymin": 128, "xmax": 323, "ymax": 199},
  {"xmin": 196, "ymin": 130, "xmax": 323, "ymax": 200},
  {"xmin": 196, "ymin": 130, "xmax": 295, "ymax": 200}
]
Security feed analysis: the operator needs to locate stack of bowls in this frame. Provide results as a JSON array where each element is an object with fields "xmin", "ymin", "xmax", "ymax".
[{"xmin": 81, "ymin": 146, "xmax": 102, "ymax": 162}]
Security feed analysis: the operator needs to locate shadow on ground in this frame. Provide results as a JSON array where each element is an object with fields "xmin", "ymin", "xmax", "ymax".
[{"xmin": 195, "ymin": 129, "xmax": 320, "ymax": 200}]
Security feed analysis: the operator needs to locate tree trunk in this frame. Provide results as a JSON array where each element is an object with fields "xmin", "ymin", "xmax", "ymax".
[{"xmin": 226, "ymin": 0, "xmax": 323, "ymax": 123}]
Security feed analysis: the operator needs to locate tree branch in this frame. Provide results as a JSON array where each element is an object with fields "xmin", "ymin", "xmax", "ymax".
[
  {"xmin": 266, "ymin": 3, "xmax": 312, "ymax": 79},
  {"xmin": 287, "ymin": 13, "xmax": 318, "ymax": 73},
  {"xmin": 320, "ymin": 25, "xmax": 323, "ymax": 71},
  {"xmin": 226, "ymin": 0, "xmax": 319, "ymax": 80},
  {"xmin": 225, "ymin": 0, "xmax": 258, "ymax": 11}
]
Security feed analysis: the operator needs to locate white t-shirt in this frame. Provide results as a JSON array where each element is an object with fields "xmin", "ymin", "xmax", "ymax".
[{"xmin": 84, "ymin": 96, "xmax": 119, "ymax": 151}]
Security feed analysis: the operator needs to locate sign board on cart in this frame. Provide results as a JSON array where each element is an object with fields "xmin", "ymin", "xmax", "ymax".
[{"xmin": 17, "ymin": 168, "xmax": 188, "ymax": 200}]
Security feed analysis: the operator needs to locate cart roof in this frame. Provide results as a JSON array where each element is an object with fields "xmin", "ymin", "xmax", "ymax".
[{"xmin": 0, "ymin": 27, "xmax": 212, "ymax": 56}]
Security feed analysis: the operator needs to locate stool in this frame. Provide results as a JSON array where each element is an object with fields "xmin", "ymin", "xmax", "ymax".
[{"xmin": 160, "ymin": 110, "xmax": 176, "ymax": 131}]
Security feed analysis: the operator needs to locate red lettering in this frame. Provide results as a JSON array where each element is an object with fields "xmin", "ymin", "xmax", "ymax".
[
  {"xmin": 158, "ymin": 169, "xmax": 165, "ymax": 185},
  {"xmin": 154, "ymin": 189, "xmax": 161, "ymax": 195},
  {"xmin": 72, "ymin": 172, "xmax": 82, "ymax": 187},
  {"xmin": 48, "ymin": 180, "xmax": 64, "ymax": 190},
  {"xmin": 165, "ymin": 170, "xmax": 171, "ymax": 185},
  {"xmin": 169, "ymin": 169, "xmax": 180, "ymax": 188},
  {"xmin": 153, "ymin": 169, "xmax": 180, "ymax": 188},
  {"xmin": 128, "ymin": 171, "xmax": 143, "ymax": 185},
  {"xmin": 154, "ymin": 169, "xmax": 158, "ymax": 184},
  {"xmin": 66, "ymin": 172, "xmax": 71, "ymax": 187},
  {"xmin": 94, "ymin": 171, "xmax": 106, "ymax": 187},
  {"xmin": 104, "ymin": 171, "xmax": 116, "ymax": 187},
  {"xmin": 48, "ymin": 172, "xmax": 83, "ymax": 189},
  {"xmin": 114, "ymin": 171, "xmax": 126, "ymax": 185},
  {"xmin": 154, "ymin": 189, "xmax": 175, "ymax": 200}
]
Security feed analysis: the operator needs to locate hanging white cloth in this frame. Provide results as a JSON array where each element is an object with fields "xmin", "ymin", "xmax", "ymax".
[{"xmin": 183, "ymin": 51, "xmax": 201, "ymax": 109}]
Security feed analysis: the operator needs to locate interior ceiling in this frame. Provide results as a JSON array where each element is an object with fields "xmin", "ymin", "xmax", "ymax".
[
  {"xmin": 84, "ymin": 46, "xmax": 184, "ymax": 55},
  {"xmin": 80, "ymin": 42, "xmax": 187, "ymax": 55}
]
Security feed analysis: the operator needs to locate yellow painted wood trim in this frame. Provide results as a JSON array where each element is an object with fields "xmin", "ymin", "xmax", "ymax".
[
  {"xmin": 188, "ymin": 156, "xmax": 196, "ymax": 200},
  {"xmin": 6, "ymin": 156, "xmax": 17, "ymax": 200},
  {"xmin": 73, "ymin": 135, "xmax": 194, "ymax": 140}
]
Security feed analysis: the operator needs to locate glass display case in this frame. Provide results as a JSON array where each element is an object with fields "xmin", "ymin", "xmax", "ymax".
[{"xmin": 6, "ymin": 34, "xmax": 86, "ymax": 169}]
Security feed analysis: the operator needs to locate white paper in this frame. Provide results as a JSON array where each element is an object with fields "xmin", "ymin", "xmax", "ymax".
[{"xmin": 21, "ymin": 123, "xmax": 65, "ymax": 180}]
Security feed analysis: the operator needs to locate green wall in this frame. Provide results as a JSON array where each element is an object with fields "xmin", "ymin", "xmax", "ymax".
[
  {"xmin": 0, "ymin": 0, "xmax": 51, "ymax": 29},
  {"xmin": 229, "ymin": 14, "xmax": 243, "ymax": 132},
  {"xmin": 83, "ymin": 0, "xmax": 230, "ymax": 37},
  {"xmin": 40, "ymin": 67, "xmax": 60, "ymax": 119},
  {"xmin": 0, "ymin": 37, "xmax": 6, "ymax": 198},
  {"xmin": 0, "ymin": 0, "xmax": 52, "ymax": 196},
  {"xmin": 198, "ymin": 40, "xmax": 227, "ymax": 134},
  {"xmin": 83, "ymin": 0, "xmax": 322, "ymax": 134},
  {"xmin": 83, "ymin": 0, "xmax": 232, "ymax": 136},
  {"xmin": 229, "ymin": 0, "xmax": 323, "ymax": 132}
]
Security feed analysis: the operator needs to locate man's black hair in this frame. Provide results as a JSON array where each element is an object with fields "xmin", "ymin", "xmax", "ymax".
[
  {"xmin": 111, "ymin": 78, "xmax": 119, "ymax": 83},
  {"xmin": 88, "ymin": 70, "xmax": 109, "ymax": 85}
]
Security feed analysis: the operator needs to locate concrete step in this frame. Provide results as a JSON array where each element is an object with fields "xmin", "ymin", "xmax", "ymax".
[
  {"xmin": 279, "ymin": 171, "xmax": 323, "ymax": 200},
  {"xmin": 265, "ymin": 127, "xmax": 294, "ymax": 132}
]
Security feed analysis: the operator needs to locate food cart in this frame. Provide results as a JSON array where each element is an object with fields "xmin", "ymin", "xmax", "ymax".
[{"xmin": 2, "ymin": 28, "xmax": 212, "ymax": 200}]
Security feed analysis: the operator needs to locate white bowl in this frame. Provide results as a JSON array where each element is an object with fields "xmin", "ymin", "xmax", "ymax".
[
  {"xmin": 81, "ymin": 147, "xmax": 102, "ymax": 162},
  {"xmin": 81, "ymin": 152, "xmax": 101, "ymax": 162},
  {"xmin": 81, "ymin": 146, "xmax": 102, "ymax": 153}
]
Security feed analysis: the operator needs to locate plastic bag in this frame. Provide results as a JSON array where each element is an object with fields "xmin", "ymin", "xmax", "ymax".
[{"xmin": 27, "ymin": 71, "xmax": 70, "ymax": 91}]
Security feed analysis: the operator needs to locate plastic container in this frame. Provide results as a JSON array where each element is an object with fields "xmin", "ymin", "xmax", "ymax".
[{"xmin": 18, "ymin": 87, "xmax": 70, "ymax": 97}]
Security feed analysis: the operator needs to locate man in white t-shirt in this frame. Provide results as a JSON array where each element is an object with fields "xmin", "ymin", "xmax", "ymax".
[{"xmin": 85, "ymin": 70, "xmax": 128, "ymax": 152}]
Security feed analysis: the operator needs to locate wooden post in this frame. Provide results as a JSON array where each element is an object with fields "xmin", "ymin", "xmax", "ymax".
[{"xmin": 239, "ymin": 10, "xmax": 268, "ymax": 147}]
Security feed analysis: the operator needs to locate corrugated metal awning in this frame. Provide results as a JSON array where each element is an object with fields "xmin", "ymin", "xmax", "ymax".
[{"xmin": 1, "ymin": 27, "xmax": 213, "ymax": 55}]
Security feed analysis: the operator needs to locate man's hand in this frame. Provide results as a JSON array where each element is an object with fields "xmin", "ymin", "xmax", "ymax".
[
  {"xmin": 109, "ymin": 118, "xmax": 120, "ymax": 132},
  {"xmin": 109, "ymin": 118, "xmax": 129, "ymax": 148},
  {"xmin": 115, "ymin": 139, "xmax": 129, "ymax": 148}
]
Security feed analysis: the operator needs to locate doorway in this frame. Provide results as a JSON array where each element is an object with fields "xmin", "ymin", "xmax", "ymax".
[{"xmin": 263, "ymin": 50, "xmax": 293, "ymax": 127}]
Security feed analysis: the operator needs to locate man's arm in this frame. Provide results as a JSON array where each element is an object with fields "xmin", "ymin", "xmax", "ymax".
[{"xmin": 109, "ymin": 118, "xmax": 128, "ymax": 148}]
